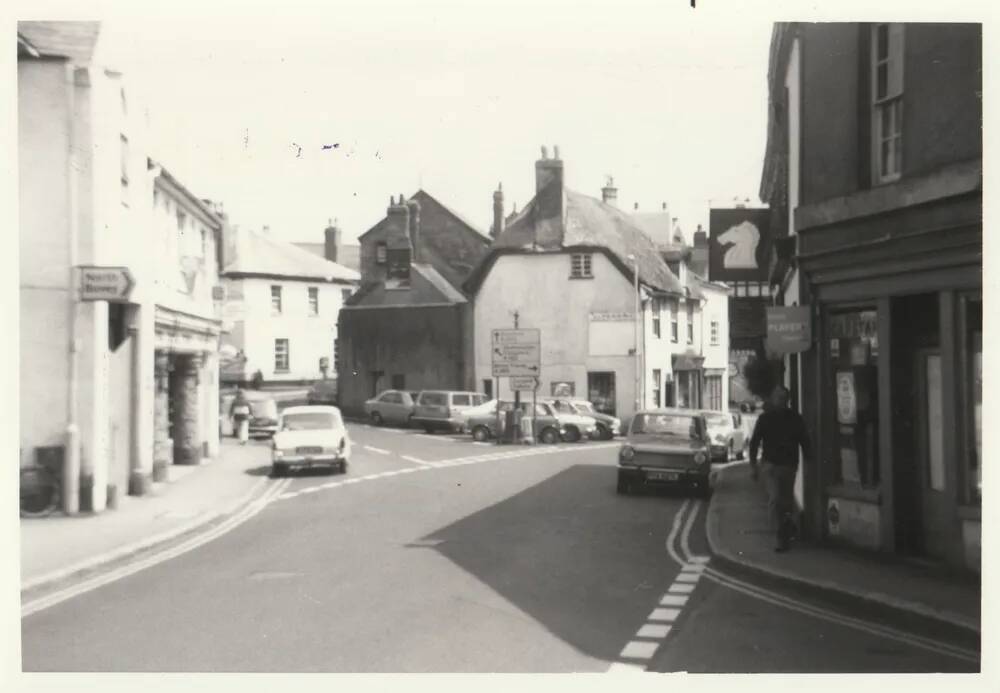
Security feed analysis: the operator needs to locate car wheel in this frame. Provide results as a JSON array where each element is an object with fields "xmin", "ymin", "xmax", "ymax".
[
  {"xmin": 339, "ymin": 461, "xmax": 348, "ymax": 474},
  {"xmin": 370, "ymin": 411, "xmax": 383, "ymax": 426},
  {"xmin": 540, "ymin": 427, "xmax": 559, "ymax": 445},
  {"xmin": 738, "ymin": 442, "xmax": 747, "ymax": 460},
  {"xmin": 472, "ymin": 425, "xmax": 490, "ymax": 442},
  {"xmin": 728, "ymin": 442, "xmax": 735, "ymax": 462},
  {"xmin": 563, "ymin": 426, "xmax": 581, "ymax": 443},
  {"xmin": 407, "ymin": 414, "xmax": 416, "ymax": 428},
  {"xmin": 271, "ymin": 463, "xmax": 287, "ymax": 478},
  {"xmin": 423, "ymin": 425, "xmax": 435, "ymax": 434}
]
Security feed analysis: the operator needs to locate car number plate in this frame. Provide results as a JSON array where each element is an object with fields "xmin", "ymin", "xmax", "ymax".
[
  {"xmin": 296, "ymin": 446, "xmax": 323, "ymax": 454},
  {"xmin": 648, "ymin": 471, "xmax": 679, "ymax": 481}
]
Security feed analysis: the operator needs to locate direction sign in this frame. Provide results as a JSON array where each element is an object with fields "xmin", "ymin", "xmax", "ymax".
[
  {"xmin": 510, "ymin": 376, "xmax": 538, "ymax": 392},
  {"xmin": 79, "ymin": 266, "xmax": 135, "ymax": 302},
  {"xmin": 492, "ymin": 328, "xmax": 540, "ymax": 377}
]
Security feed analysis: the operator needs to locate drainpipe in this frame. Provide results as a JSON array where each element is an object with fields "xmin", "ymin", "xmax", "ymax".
[
  {"xmin": 64, "ymin": 63, "xmax": 81, "ymax": 515},
  {"xmin": 628, "ymin": 255, "xmax": 640, "ymax": 414}
]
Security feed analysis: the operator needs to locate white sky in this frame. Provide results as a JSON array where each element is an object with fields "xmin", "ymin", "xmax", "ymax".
[{"xmin": 87, "ymin": 0, "xmax": 775, "ymax": 247}]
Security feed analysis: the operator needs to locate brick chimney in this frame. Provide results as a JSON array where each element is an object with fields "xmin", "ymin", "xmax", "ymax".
[
  {"xmin": 492, "ymin": 183, "xmax": 505, "ymax": 239},
  {"xmin": 601, "ymin": 176, "xmax": 618, "ymax": 207},
  {"xmin": 405, "ymin": 197, "xmax": 421, "ymax": 263},
  {"xmin": 535, "ymin": 145, "xmax": 564, "ymax": 225},
  {"xmin": 324, "ymin": 218, "xmax": 339, "ymax": 263},
  {"xmin": 384, "ymin": 195, "xmax": 412, "ymax": 287}
]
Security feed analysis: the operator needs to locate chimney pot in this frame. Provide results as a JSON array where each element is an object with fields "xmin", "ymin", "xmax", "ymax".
[
  {"xmin": 633, "ymin": 203, "xmax": 639, "ymax": 211},
  {"xmin": 553, "ymin": 145, "xmax": 560, "ymax": 159},
  {"xmin": 662, "ymin": 202, "xmax": 667, "ymax": 211},
  {"xmin": 540, "ymin": 145, "xmax": 548, "ymax": 160}
]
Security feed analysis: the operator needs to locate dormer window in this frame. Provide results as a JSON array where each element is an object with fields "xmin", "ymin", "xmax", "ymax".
[
  {"xmin": 375, "ymin": 242, "xmax": 387, "ymax": 265},
  {"xmin": 570, "ymin": 253, "xmax": 593, "ymax": 279}
]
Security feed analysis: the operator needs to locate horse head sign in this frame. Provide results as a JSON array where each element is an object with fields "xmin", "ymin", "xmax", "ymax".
[{"xmin": 708, "ymin": 208, "xmax": 771, "ymax": 282}]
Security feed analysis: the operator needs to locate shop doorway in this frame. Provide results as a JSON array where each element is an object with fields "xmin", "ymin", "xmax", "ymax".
[{"xmin": 587, "ymin": 372, "xmax": 616, "ymax": 416}]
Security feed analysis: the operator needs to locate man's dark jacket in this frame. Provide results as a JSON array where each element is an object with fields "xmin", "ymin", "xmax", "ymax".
[{"xmin": 749, "ymin": 407, "xmax": 811, "ymax": 467}]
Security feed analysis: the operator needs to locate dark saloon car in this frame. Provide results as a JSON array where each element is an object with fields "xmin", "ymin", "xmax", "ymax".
[{"xmin": 616, "ymin": 408, "xmax": 712, "ymax": 497}]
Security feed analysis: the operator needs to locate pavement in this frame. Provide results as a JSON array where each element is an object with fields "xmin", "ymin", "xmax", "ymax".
[
  {"xmin": 20, "ymin": 439, "xmax": 275, "ymax": 598},
  {"xmin": 705, "ymin": 462, "xmax": 981, "ymax": 648}
]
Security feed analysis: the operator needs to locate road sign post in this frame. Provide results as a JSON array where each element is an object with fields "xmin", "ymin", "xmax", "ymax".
[{"xmin": 492, "ymin": 328, "xmax": 541, "ymax": 444}]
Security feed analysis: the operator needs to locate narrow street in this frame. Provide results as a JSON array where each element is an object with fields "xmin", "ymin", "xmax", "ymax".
[{"xmin": 21, "ymin": 424, "xmax": 976, "ymax": 673}]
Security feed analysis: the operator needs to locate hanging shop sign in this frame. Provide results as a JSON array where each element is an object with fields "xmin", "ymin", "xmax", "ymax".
[{"xmin": 765, "ymin": 305, "xmax": 812, "ymax": 353}]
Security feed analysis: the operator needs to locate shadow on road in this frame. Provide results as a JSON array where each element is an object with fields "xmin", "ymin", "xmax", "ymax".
[{"xmin": 421, "ymin": 463, "xmax": 691, "ymax": 664}]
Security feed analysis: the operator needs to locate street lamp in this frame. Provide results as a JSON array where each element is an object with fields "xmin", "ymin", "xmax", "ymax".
[{"xmin": 628, "ymin": 254, "xmax": 640, "ymax": 416}]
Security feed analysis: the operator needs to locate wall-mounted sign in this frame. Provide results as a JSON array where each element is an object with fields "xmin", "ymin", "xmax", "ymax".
[
  {"xmin": 551, "ymin": 381, "xmax": 575, "ymax": 397},
  {"xmin": 589, "ymin": 311, "xmax": 635, "ymax": 322},
  {"xmin": 836, "ymin": 371, "xmax": 857, "ymax": 425},
  {"xmin": 765, "ymin": 305, "xmax": 812, "ymax": 353},
  {"xmin": 708, "ymin": 208, "xmax": 771, "ymax": 282},
  {"xmin": 79, "ymin": 266, "xmax": 135, "ymax": 302}
]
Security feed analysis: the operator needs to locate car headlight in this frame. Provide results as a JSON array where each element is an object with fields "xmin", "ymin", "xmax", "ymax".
[
  {"xmin": 273, "ymin": 448, "xmax": 285, "ymax": 459},
  {"xmin": 694, "ymin": 451, "xmax": 708, "ymax": 465},
  {"xmin": 612, "ymin": 419, "xmax": 621, "ymax": 429},
  {"xmin": 620, "ymin": 446, "xmax": 635, "ymax": 461}
]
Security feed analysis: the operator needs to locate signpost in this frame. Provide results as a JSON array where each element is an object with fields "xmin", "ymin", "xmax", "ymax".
[
  {"xmin": 491, "ymin": 329, "xmax": 541, "ymax": 377},
  {"xmin": 510, "ymin": 376, "xmax": 538, "ymax": 392},
  {"xmin": 765, "ymin": 305, "xmax": 812, "ymax": 354},
  {"xmin": 79, "ymin": 266, "xmax": 135, "ymax": 303}
]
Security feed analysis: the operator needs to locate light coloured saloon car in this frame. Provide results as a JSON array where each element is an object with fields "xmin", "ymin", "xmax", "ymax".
[
  {"xmin": 617, "ymin": 408, "xmax": 712, "ymax": 497},
  {"xmin": 271, "ymin": 406, "xmax": 351, "ymax": 477}
]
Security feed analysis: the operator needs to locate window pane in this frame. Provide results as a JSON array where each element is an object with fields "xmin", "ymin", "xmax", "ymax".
[
  {"xmin": 892, "ymin": 136, "xmax": 902, "ymax": 176},
  {"xmin": 877, "ymin": 24, "xmax": 889, "ymax": 60},
  {"xmin": 452, "ymin": 394, "xmax": 470, "ymax": 406},
  {"xmin": 876, "ymin": 63, "xmax": 888, "ymax": 100},
  {"xmin": 881, "ymin": 139, "xmax": 891, "ymax": 177}
]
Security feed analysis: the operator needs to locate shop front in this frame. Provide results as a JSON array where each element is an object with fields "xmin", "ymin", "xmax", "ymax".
[
  {"xmin": 153, "ymin": 306, "xmax": 222, "ymax": 480},
  {"xmin": 796, "ymin": 187, "xmax": 981, "ymax": 573}
]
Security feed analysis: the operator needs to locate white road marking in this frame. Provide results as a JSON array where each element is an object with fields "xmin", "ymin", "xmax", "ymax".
[
  {"xmin": 681, "ymin": 563, "xmax": 706, "ymax": 573},
  {"xmin": 362, "ymin": 445, "xmax": 390, "ymax": 455},
  {"xmin": 22, "ymin": 478, "xmax": 293, "ymax": 617},
  {"xmin": 667, "ymin": 583, "xmax": 696, "ymax": 594},
  {"xmin": 660, "ymin": 594, "xmax": 688, "ymax": 606},
  {"xmin": 680, "ymin": 500, "xmax": 702, "ymax": 561},
  {"xmin": 637, "ymin": 624, "xmax": 672, "ymax": 639},
  {"xmin": 619, "ymin": 641, "xmax": 659, "ymax": 660},
  {"xmin": 674, "ymin": 572, "xmax": 701, "ymax": 584},
  {"xmin": 648, "ymin": 607, "xmax": 682, "ymax": 622},
  {"xmin": 664, "ymin": 499, "xmax": 691, "ymax": 567},
  {"xmin": 402, "ymin": 455, "xmax": 433, "ymax": 466}
]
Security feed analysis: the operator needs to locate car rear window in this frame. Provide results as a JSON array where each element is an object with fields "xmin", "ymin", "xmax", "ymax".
[
  {"xmin": 452, "ymin": 394, "xmax": 471, "ymax": 406},
  {"xmin": 420, "ymin": 392, "xmax": 447, "ymax": 406},
  {"xmin": 384, "ymin": 392, "xmax": 402, "ymax": 404},
  {"xmin": 704, "ymin": 413, "xmax": 730, "ymax": 427},
  {"xmin": 631, "ymin": 414, "xmax": 703, "ymax": 439},
  {"xmin": 281, "ymin": 412, "xmax": 339, "ymax": 430}
]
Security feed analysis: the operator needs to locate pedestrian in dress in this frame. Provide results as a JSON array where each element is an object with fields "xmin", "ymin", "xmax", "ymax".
[
  {"xmin": 748, "ymin": 385, "xmax": 811, "ymax": 552},
  {"xmin": 230, "ymin": 389, "xmax": 252, "ymax": 445}
]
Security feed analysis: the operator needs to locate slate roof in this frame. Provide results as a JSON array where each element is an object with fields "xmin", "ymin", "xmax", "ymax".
[
  {"xmin": 293, "ymin": 242, "xmax": 362, "ymax": 272},
  {"xmin": 476, "ymin": 188, "xmax": 685, "ymax": 296},
  {"xmin": 224, "ymin": 229, "xmax": 360, "ymax": 283},
  {"xmin": 17, "ymin": 21, "xmax": 101, "ymax": 64}
]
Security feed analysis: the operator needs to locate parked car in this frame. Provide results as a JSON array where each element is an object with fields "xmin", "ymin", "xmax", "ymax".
[
  {"xmin": 616, "ymin": 408, "xmax": 712, "ymax": 497},
  {"xmin": 220, "ymin": 392, "xmax": 279, "ymax": 439},
  {"xmin": 363, "ymin": 390, "xmax": 418, "ymax": 426},
  {"xmin": 543, "ymin": 399, "xmax": 599, "ymax": 442},
  {"xmin": 555, "ymin": 399, "xmax": 621, "ymax": 440},
  {"xmin": 412, "ymin": 390, "xmax": 488, "ymax": 433},
  {"xmin": 271, "ymin": 405, "xmax": 351, "ymax": 476},
  {"xmin": 701, "ymin": 410, "xmax": 747, "ymax": 462},
  {"xmin": 307, "ymin": 379, "xmax": 338, "ymax": 405},
  {"xmin": 466, "ymin": 400, "xmax": 564, "ymax": 444}
]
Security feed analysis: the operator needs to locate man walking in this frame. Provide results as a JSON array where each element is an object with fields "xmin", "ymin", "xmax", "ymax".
[
  {"xmin": 230, "ymin": 389, "xmax": 252, "ymax": 445},
  {"xmin": 749, "ymin": 385, "xmax": 811, "ymax": 552}
]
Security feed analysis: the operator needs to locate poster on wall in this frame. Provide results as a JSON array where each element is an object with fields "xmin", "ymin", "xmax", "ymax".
[
  {"xmin": 836, "ymin": 371, "xmax": 857, "ymax": 425},
  {"xmin": 551, "ymin": 381, "xmax": 575, "ymax": 397},
  {"xmin": 708, "ymin": 208, "xmax": 771, "ymax": 282}
]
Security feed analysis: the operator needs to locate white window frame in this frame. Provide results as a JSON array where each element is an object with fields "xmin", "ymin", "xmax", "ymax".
[
  {"xmin": 711, "ymin": 320, "xmax": 720, "ymax": 346},
  {"xmin": 872, "ymin": 23, "xmax": 904, "ymax": 184},
  {"xmin": 652, "ymin": 298, "xmax": 662, "ymax": 338},
  {"xmin": 670, "ymin": 299, "xmax": 679, "ymax": 343},
  {"xmin": 308, "ymin": 286, "xmax": 319, "ymax": 316},
  {"xmin": 686, "ymin": 301, "xmax": 695, "ymax": 345},
  {"xmin": 375, "ymin": 242, "xmax": 387, "ymax": 265},
  {"xmin": 570, "ymin": 253, "xmax": 593, "ymax": 279},
  {"xmin": 274, "ymin": 338, "xmax": 290, "ymax": 373},
  {"xmin": 271, "ymin": 285, "xmax": 283, "ymax": 315}
]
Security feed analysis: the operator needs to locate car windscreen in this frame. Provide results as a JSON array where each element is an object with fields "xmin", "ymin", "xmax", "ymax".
[
  {"xmin": 573, "ymin": 401, "xmax": 596, "ymax": 414},
  {"xmin": 549, "ymin": 400, "xmax": 575, "ymax": 413},
  {"xmin": 631, "ymin": 414, "xmax": 702, "ymax": 439},
  {"xmin": 250, "ymin": 400, "xmax": 278, "ymax": 419},
  {"xmin": 281, "ymin": 413, "xmax": 339, "ymax": 431},
  {"xmin": 452, "ymin": 394, "xmax": 471, "ymax": 406}
]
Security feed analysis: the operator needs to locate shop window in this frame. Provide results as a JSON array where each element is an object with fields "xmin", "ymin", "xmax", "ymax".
[
  {"xmin": 274, "ymin": 338, "xmax": 290, "ymax": 373},
  {"xmin": 829, "ymin": 308, "xmax": 880, "ymax": 488}
]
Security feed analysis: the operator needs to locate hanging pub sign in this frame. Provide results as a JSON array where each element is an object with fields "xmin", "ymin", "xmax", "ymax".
[
  {"xmin": 708, "ymin": 207, "xmax": 771, "ymax": 282},
  {"xmin": 765, "ymin": 305, "xmax": 812, "ymax": 353}
]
